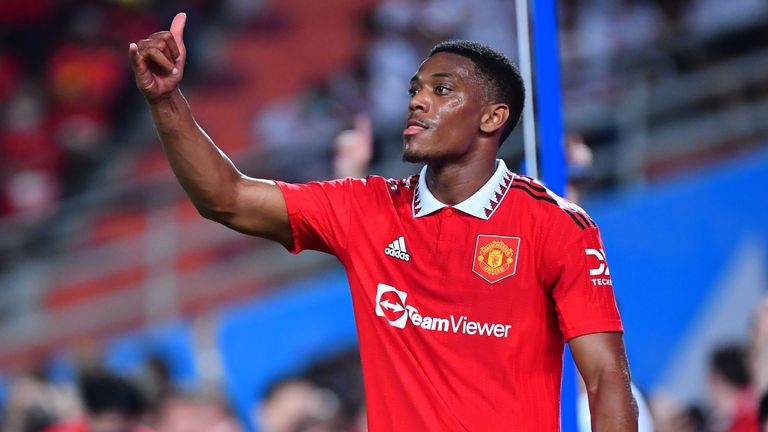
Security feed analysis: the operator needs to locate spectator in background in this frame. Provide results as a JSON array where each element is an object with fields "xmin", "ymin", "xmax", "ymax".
[
  {"xmin": 0, "ymin": 0, "xmax": 55, "ymax": 74},
  {"xmin": 752, "ymin": 297, "xmax": 768, "ymax": 432},
  {"xmin": 684, "ymin": 0, "xmax": 768, "ymax": 37},
  {"xmin": 250, "ymin": 348, "xmax": 365, "ymax": 432},
  {"xmin": 1, "ymin": 368, "xmax": 79, "ymax": 432},
  {"xmin": 154, "ymin": 391, "xmax": 241, "ymax": 432},
  {"xmin": 649, "ymin": 393, "xmax": 708, "ymax": 432},
  {"xmin": 708, "ymin": 344, "xmax": 758, "ymax": 432},
  {"xmin": 0, "ymin": 49, "xmax": 21, "ymax": 103},
  {"xmin": 760, "ymin": 393, "xmax": 768, "ymax": 432},
  {"xmin": 563, "ymin": 133, "xmax": 654, "ymax": 432},
  {"xmin": 333, "ymin": 114, "xmax": 374, "ymax": 179},
  {"xmin": 255, "ymin": 379, "xmax": 342, "ymax": 432},
  {"xmin": 45, "ymin": 370, "xmax": 151, "ymax": 432},
  {"xmin": 364, "ymin": 0, "xmax": 422, "ymax": 137},
  {"xmin": 750, "ymin": 297, "xmax": 768, "ymax": 396},
  {"xmin": 0, "ymin": 87, "xmax": 61, "ymax": 219},
  {"xmin": 45, "ymin": 4, "xmax": 126, "ymax": 197}
]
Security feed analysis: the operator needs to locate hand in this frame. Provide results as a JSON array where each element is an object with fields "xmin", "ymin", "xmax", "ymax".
[
  {"xmin": 129, "ymin": 12, "xmax": 187, "ymax": 102},
  {"xmin": 333, "ymin": 114, "xmax": 374, "ymax": 178}
]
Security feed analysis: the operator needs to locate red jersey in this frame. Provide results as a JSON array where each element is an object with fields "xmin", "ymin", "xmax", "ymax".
[
  {"xmin": 277, "ymin": 160, "xmax": 623, "ymax": 431},
  {"xmin": 44, "ymin": 419, "xmax": 153, "ymax": 432}
]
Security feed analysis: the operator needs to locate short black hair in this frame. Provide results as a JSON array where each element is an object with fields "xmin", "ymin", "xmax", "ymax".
[
  {"xmin": 429, "ymin": 40, "xmax": 525, "ymax": 145},
  {"xmin": 79, "ymin": 370, "xmax": 147, "ymax": 418},
  {"xmin": 710, "ymin": 344, "xmax": 750, "ymax": 388},
  {"xmin": 760, "ymin": 392, "xmax": 768, "ymax": 423}
]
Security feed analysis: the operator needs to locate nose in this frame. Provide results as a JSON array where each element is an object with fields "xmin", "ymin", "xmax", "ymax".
[{"xmin": 408, "ymin": 91, "xmax": 429, "ymax": 114}]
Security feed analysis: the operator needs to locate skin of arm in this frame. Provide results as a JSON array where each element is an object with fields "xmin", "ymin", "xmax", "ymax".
[
  {"xmin": 569, "ymin": 332, "xmax": 639, "ymax": 432},
  {"xmin": 128, "ymin": 13, "xmax": 292, "ymax": 246}
]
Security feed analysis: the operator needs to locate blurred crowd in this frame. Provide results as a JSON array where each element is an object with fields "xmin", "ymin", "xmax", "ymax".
[
  {"xmin": 257, "ymin": 0, "xmax": 768, "ymax": 188},
  {"xmin": 0, "ymin": 0, "xmax": 264, "ymax": 221},
  {"xmin": 2, "ymin": 0, "xmax": 767, "ymax": 224},
  {"xmin": 2, "ymin": 0, "xmax": 768, "ymax": 431},
  {"xmin": 4, "ymin": 298, "xmax": 767, "ymax": 432},
  {"xmin": 560, "ymin": 0, "xmax": 768, "ymax": 87},
  {"xmin": 253, "ymin": 0, "xmax": 518, "ymax": 182},
  {"xmin": 0, "ymin": 0, "xmax": 156, "ymax": 220},
  {"xmin": 559, "ymin": 0, "xmax": 768, "ymax": 189},
  {"xmin": 0, "ymin": 347, "xmax": 365, "ymax": 432},
  {"xmin": 644, "ymin": 296, "xmax": 768, "ymax": 432},
  {"xmin": 3, "ymin": 300, "xmax": 767, "ymax": 432}
]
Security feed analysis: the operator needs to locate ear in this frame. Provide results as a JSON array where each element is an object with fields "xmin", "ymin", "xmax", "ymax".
[{"xmin": 480, "ymin": 103, "xmax": 510, "ymax": 135}]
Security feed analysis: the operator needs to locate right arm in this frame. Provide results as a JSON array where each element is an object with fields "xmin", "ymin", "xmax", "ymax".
[{"xmin": 128, "ymin": 13, "xmax": 292, "ymax": 246}]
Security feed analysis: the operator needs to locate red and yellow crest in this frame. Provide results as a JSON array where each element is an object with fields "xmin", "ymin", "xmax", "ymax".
[{"xmin": 472, "ymin": 235, "xmax": 520, "ymax": 284}]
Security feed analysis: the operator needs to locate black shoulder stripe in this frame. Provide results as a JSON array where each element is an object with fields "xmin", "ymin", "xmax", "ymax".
[
  {"xmin": 510, "ymin": 184, "xmax": 558, "ymax": 205},
  {"xmin": 568, "ymin": 205, "xmax": 596, "ymax": 228},
  {"xmin": 515, "ymin": 176, "xmax": 547, "ymax": 192},
  {"xmin": 512, "ymin": 179, "xmax": 594, "ymax": 230},
  {"xmin": 564, "ymin": 210, "xmax": 587, "ymax": 230},
  {"xmin": 570, "ymin": 210, "xmax": 593, "ymax": 229},
  {"xmin": 512, "ymin": 178, "xmax": 557, "ymax": 198}
]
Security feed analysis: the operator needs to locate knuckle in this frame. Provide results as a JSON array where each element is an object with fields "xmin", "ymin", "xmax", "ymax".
[{"xmin": 147, "ymin": 48, "xmax": 166, "ymax": 61}]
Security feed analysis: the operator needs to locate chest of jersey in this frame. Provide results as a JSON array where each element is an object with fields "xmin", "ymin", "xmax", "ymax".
[{"xmin": 344, "ymin": 198, "xmax": 558, "ymax": 350}]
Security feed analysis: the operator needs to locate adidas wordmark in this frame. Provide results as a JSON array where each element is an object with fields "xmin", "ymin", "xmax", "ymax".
[{"xmin": 384, "ymin": 236, "xmax": 410, "ymax": 261}]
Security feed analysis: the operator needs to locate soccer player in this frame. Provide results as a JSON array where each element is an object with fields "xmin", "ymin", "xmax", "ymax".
[
  {"xmin": 129, "ymin": 13, "xmax": 638, "ymax": 431},
  {"xmin": 44, "ymin": 370, "xmax": 151, "ymax": 432}
]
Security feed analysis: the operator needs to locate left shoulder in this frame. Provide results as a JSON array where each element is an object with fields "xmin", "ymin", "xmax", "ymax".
[{"xmin": 510, "ymin": 174, "xmax": 597, "ymax": 231}]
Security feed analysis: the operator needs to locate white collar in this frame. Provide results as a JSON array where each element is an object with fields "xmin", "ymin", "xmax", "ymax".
[{"xmin": 412, "ymin": 159, "xmax": 515, "ymax": 220}]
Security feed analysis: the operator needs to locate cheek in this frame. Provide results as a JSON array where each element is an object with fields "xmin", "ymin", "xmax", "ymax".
[
  {"xmin": 433, "ymin": 97, "xmax": 465, "ymax": 125},
  {"xmin": 444, "ymin": 97, "xmax": 464, "ymax": 112}
]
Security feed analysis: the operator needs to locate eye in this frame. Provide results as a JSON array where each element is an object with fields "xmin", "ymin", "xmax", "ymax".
[
  {"xmin": 435, "ymin": 85, "xmax": 451, "ymax": 95},
  {"xmin": 408, "ymin": 87, "xmax": 419, "ymax": 97}
]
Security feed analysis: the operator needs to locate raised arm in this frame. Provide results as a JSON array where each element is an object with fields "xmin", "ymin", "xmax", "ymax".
[
  {"xmin": 128, "ymin": 13, "xmax": 292, "ymax": 246},
  {"xmin": 569, "ymin": 332, "xmax": 638, "ymax": 432}
]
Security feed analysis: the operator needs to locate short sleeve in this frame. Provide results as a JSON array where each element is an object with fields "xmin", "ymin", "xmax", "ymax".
[
  {"xmin": 542, "ymin": 220, "xmax": 623, "ymax": 341},
  {"xmin": 275, "ymin": 178, "xmax": 365, "ymax": 257}
]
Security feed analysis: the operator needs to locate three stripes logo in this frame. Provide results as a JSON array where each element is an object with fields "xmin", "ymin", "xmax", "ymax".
[{"xmin": 385, "ymin": 236, "xmax": 411, "ymax": 262}]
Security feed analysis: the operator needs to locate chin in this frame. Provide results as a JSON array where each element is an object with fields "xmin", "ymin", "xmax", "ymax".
[
  {"xmin": 402, "ymin": 143, "xmax": 429, "ymax": 163},
  {"xmin": 402, "ymin": 150, "xmax": 426, "ymax": 163},
  {"xmin": 402, "ymin": 136, "xmax": 432, "ymax": 163},
  {"xmin": 402, "ymin": 150, "xmax": 456, "ymax": 165}
]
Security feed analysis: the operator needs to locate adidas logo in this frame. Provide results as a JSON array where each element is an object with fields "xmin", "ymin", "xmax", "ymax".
[{"xmin": 384, "ymin": 236, "xmax": 410, "ymax": 262}]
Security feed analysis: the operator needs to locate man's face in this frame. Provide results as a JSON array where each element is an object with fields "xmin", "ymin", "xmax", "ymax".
[
  {"xmin": 88, "ymin": 411, "xmax": 139, "ymax": 432},
  {"xmin": 403, "ymin": 52, "xmax": 487, "ymax": 164}
]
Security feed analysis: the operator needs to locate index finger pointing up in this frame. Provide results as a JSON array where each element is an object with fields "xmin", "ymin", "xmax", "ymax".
[{"xmin": 169, "ymin": 12, "xmax": 187, "ymax": 59}]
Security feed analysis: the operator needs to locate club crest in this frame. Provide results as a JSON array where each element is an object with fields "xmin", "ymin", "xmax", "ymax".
[{"xmin": 472, "ymin": 235, "xmax": 520, "ymax": 283}]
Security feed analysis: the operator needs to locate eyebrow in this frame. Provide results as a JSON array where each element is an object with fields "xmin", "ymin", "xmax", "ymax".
[{"xmin": 410, "ymin": 72, "xmax": 457, "ymax": 83}]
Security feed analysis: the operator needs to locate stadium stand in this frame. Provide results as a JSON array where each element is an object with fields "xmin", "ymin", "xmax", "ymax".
[{"xmin": 1, "ymin": 0, "xmax": 767, "ymax": 431}]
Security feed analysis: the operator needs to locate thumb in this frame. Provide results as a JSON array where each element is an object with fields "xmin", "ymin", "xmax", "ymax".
[
  {"xmin": 354, "ymin": 113, "xmax": 372, "ymax": 138},
  {"xmin": 170, "ymin": 12, "xmax": 187, "ymax": 58}
]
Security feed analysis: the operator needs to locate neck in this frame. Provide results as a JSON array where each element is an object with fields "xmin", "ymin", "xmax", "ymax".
[{"xmin": 425, "ymin": 153, "xmax": 497, "ymax": 206}]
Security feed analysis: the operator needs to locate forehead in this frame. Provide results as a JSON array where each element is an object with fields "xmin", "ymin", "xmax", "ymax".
[{"xmin": 413, "ymin": 52, "xmax": 477, "ymax": 81}]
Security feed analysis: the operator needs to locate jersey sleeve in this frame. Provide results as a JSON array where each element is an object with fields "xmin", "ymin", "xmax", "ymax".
[
  {"xmin": 275, "ymin": 178, "xmax": 365, "ymax": 256},
  {"xmin": 541, "ymin": 217, "xmax": 623, "ymax": 341}
]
